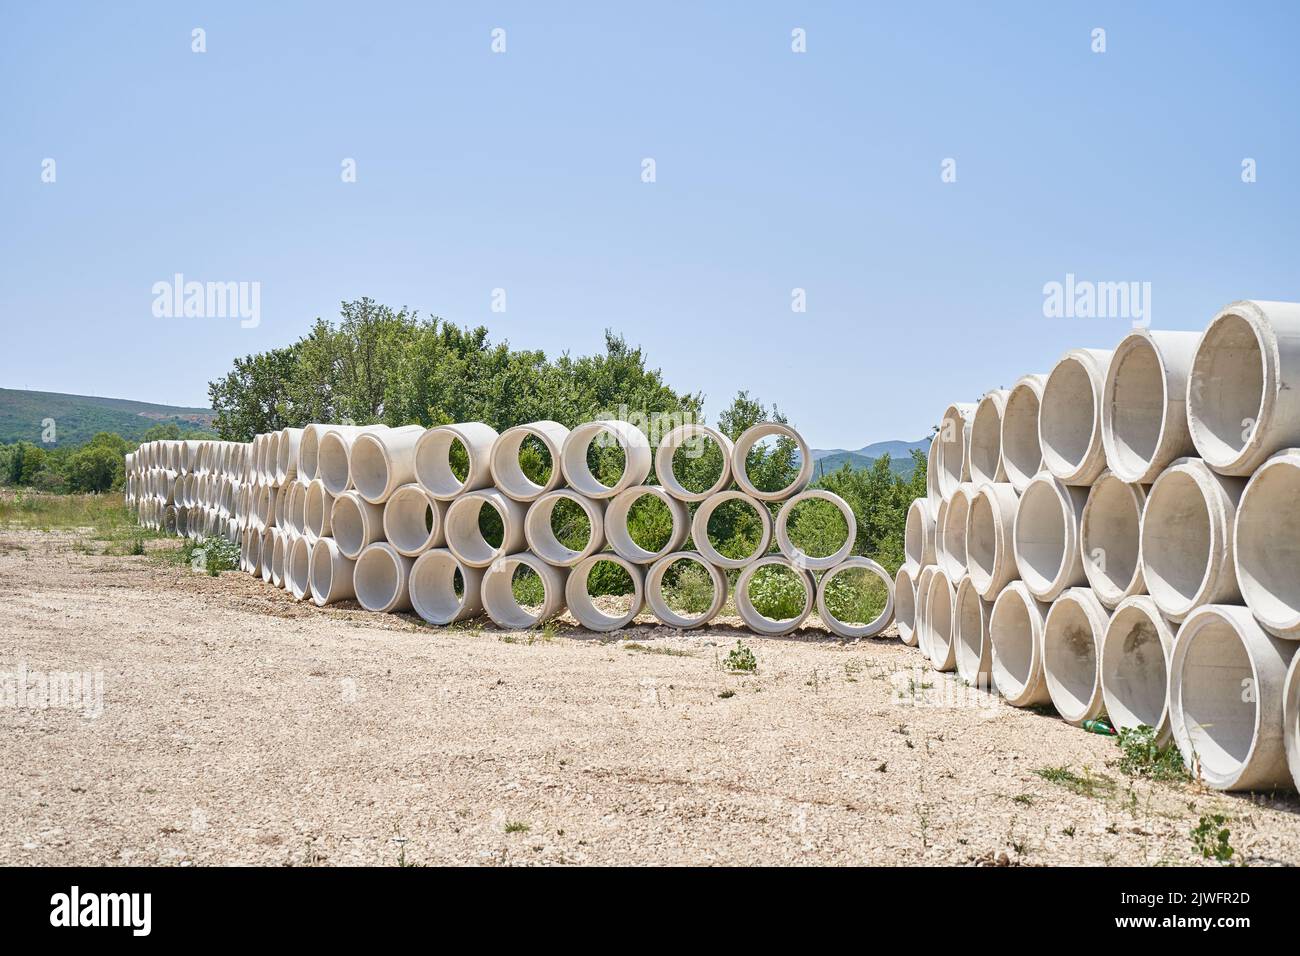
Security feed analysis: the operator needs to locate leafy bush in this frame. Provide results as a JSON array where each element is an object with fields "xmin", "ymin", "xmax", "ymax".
[{"xmin": 746, "ymin": 564, "xmax": 808, "ymax": 620}]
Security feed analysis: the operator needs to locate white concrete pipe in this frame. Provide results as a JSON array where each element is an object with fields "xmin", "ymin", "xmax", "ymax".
[
  {"xmin": 444, "ymin": 489, "xmax": 527, "ymax": 568},
  {"xmin": 288, "ymin": 535, "xmax": 312, "ymax": 601},
  {"xmin": 1234, "ymin": 449, "xmax": 1300, "ymax": 639},
  {"xmin": 560, "ymin": 420, "xmax": 652, "ymax": 498},
  {"xmin": 894, "ymin": 564, "xmax": 919, "ymax": 647},
  {"xmin": 382, "ymin": 483, "xmax": 446, "ymax": 557},
  {"xmin": 815, "ymin": 557, "xmax": 894, "ymax": 639},
  {"xmin": 1169, "ymin": 604, "xmax": 1299, "ymax": 791},
  {"xmin": 297, "ymin": 424, "xmax": 328, "ymax": 482},
  {"xmin": 317, "ymin": 425, "xmax": 388, "ymax": 497},
  {"xmin": 287, "ymin": 479, "xmax": 309, "ymax": 536},
  {"xmin": 645, "ymin": 552, "xmax": 727, "ymax": 630},
  {"xmin": 1042, "ymin": 587, "xmax": 1109, "ymax": 726},
  {"xmin": 330, "ymin": 490, "xmax": 386, "ymax": 560},
  {"xmin": 1013, "ymin": 472, "xmax": 1089, "ymax": 602},
  {"xmin": 989, "ymin": 580, "xmax": 1053, "ymax": 708},
  {"xmin": 937, "ymin": 483, "xmax": 974, "ymax": 580},
  {"xmin": 304, "ymin": 478, "xmax": 334, "ymax": 543},
  {"xmin": 273, "ymin": 479, "xmax": 289, "ymax": 529},
  {"xmin": 1079, "ymin": 470, "xmax": 1147, "ymax": 609},
  {"xmin": 270, "ymin": 529, "xmax": 287, "ymax": 588},
  {"xmin": 409, "ymin": 548, "xmax": 484, "ymax": 625},
  {"xmin": 734, "ymin": 556, "xmax": 815, "ymax": 636},
  {"xmin": 414, "ymin": 422, "xmax": 500, "ymax": 501},
  {"xmin": 247, "ymin": 529, "xmax": 263, "ymax": 578},
  {"xmin": 914, "ymin": 564, "xmax": 939, "ymax": 658},
  {"xmin": 1140, "ymin": 457, "xmax": 1244, "ymax": 623},
  {"xmin": 936, "ymin": 402, "xmax": 977, "ymax": 499},
  {"xmin": 523, "ymin": 490, "xmax": 606, "ymax": 567},
  {"xmin": 969, "ymin": 389, "xmax": 1011, "ymax": 485},
  {"xmin": 255, "ymin": 484, "xmax": 277, "ymax": 531},
  {"xmin": 774, "ymin": 489, "xmax": 856, "ymax": 571},
  {"xmin": 1187, "ymin": 300, "xmax": 1300, "ymax": 476},
  {"xmin": 1100, "ymin": 595, "xmax": 1175, "ymax": 745},
  {"xmin": 350, "ymin": 424, "xmax": 425, "ymax": 504},
  {"xmin": 309, "ymin": 537, "xmax": 356, "ymax": 607},
  {"xmin": 490, "ymin": 421, "xmax": 570, "ymax": 502},
  {"xmin": 564, "ymin": 554, "xmax": 645, "ymax": 632},
  {"xmin": 654, "ymin": 423, "xmax": 734, "ymax": 502},
  {"xmin": 731, "ymin": 423, "xmax": 813, "ymax": 502},
  {"xmin": 1040, "ymin": 348, "xmax": 1112, "ymax": 486},
  {"xmin": 1101, "ymin": 329, "xmax": 1201, "ymax": 484},
  {"xmin": 353, "ymin": 542, "xmax": 414, "ymax": 613},
  {"xmin": 1000, "ymin": 374, "xmax": 1048, "ymax": 493},
  {"xmin": 965, "ymin": 482, "xmax": 1019, "ymax": 599},
  {"xmin": 1286, "ymin": 653, "xmax": 1300, "ymax": 793},
  {"xmin": 276, "ymin": 427, "xmax": 304, "ymax": 484},
  {"xmin": 904, "ymin": 498, "xmax": 937, "ymax": 572},
  {"xmin": 923, "ymin": 567, "xmax": 959, "ymax": 672},
  {"xmin": 954, "ymin": 574, "xmax": 995, "ymax": 686},
  {"xmin": 480, "ymin": 551, "xmax": 568, "ymax": 629},
  {"xmin": 690, "ymin": 490, "xmax": 772, "ymax": 570},
  {"xmin": 926, "ymin": 433, "xmax": 943, "ymax": 508},
  {"xmin": 604, "ymin": 485, "xmax": 688, "ymax": 564}
]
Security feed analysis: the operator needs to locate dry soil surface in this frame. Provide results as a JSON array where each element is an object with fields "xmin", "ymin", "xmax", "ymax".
[{"xmin": 2, "ymin": 529, "xmax": 1298, "ymax": 866}]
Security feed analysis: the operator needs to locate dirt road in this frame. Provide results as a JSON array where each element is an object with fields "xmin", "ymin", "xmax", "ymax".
[{"xmin": 2, "ymin": 529, "xmax": 1297, "ymax": 866}]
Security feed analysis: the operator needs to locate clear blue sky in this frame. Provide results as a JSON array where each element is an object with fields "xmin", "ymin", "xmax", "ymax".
[{"xmin": 2, "ymin": 2, "xmax": 1297, "ymax": 448}]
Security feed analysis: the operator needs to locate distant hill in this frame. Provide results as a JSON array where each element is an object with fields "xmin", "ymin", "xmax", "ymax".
[
  {"xmin": 0, "ymin": 387, "xmax": 214, "ymax": 445},
  {"xmin": 807, "ymin": 438, "xmax": 930, "ymax": 478}
]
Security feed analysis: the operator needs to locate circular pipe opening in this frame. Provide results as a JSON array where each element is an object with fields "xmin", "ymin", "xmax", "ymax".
[
  {"xmin": 1001, "ymin": 377, "xmax": 1045, "ymax": 490},
  {"xmin": 524, "ymin": 490, "xmax": 605, "ymax": 566},
  {"xmin": 480, "ymin": 553, "xmax": 565, "ymax": 630},
  {"xmin": 1105, "ymin": 336, "xmax": 1166, "ymax": 480},
  {"xmin": 939, "ymin": 487, "xmax": 971, "ymax": 579},
  {"xmin": 924, "ymin": 569, "xmax": 956, "ymax": 670},
  {"xmin": 1177, "ymin": 616, "xmax": 1257, "ymax": 782},
  {"xmin": 990, "ymin": 584, "xmax": 1047, "ymax": 705},
  {"xmin": 816, "ymin": 557, "xmax": 893, "ymax": 639},
  {"xmin": 954, "ymin": 575, "xmax": 992, "ymax": 684},
  {"xmin": 731, "ymin": 423, "xmax": 812, "ymax": 501},
  {"xmin": 565, "ymin": 555, "xmax": 644, "ymax": 631},
  {"xmin": 349, "ymin": 433, "xmax": 392, "ymax": 503},
  {"xmin": 490, "ymin": 423, "xmax": 567, "ymax": 501},
  {"xmin": 894, "ymin": 565, "xmax": 917, "ymax": 646},
  {"xmin": 409, "ymin": 548, "xmax": 482, "ymax": 625},
  {"xmin": 560, "ymin": 421, "xmax": 650, "ymax": 498},
  {"xmin": 1140, "ymin": 470, "xmax": 1211, "ymax": 618},
  {"xmin": 1080, "ymin": 473, "xmax": 1144, "ymax": 605},
  {"xmin": 317, "ymin": 431, "xmax": 353, "ymax": 496},
  {"xmin": 1043, "ymin": 590, "xmax": 1105, "ymax": 724},
  {"xmin": 289, "ymin": 536, "xmax": 311, "ymax": 600},
  {"xmin": 1040, "ymin": 356, "xmax": 1097, "ymax": 476},
  {"xmin": 655, "ymin": 424, "xmax": 733, "ymax": 502},
  {"xmin": 690, "ymin": 491, "xmax": 772, "ymax": 570},
  {"xmin": 605, "ymin": 485, "xmax": 687, "ymax": 564},
  {"xmin": 444, "ymin": 491, "xmax": 524, "ymax": 568},
  {"xmin": 1101, "ymin": 598, "xmax": 1171, "ymax": 738},
  {"xmin": 1235, "ymin": 456, "xmax": 1300, "ymax": 635},
  {"xmin": 354, "ymin": 543, "xmax": 412, "ymax": 613},
  {"xmin": 645, "ymin": 552, "xmax": 727, "ymax": 629},
  {"xmin": 969, "ymin": 391, "xmax": 1007, "ymax": 485},
  {"xmin": 735, "ymin": 557, "xmax": 814, "ymax": 636},
  {"xmin": 965, "ymin": 489, "xmax": 997, "ymax": 593},
  {"xmin": 905, "ymin": 498, "xmax": 934, "ymax": 570},
  {"xmin": 1187, "ymin": 313, "xmax": 1265, "ymax": 467},
  {"xmin": 382, "ymin": 484, "xmax": 443, "ymax": 557},
  {"xmin": 775, "ymin": 489, "xmax": 855, "ymax": 571}
]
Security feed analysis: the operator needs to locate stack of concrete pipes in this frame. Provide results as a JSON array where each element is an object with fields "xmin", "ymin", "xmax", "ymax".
[
  {"xmin": 125, "ymin": 420, "xmax": 895, "ymax": 640},
  {"xmin": 896, "ymin": 299, "xmax": 1300, "ymax": 794}
]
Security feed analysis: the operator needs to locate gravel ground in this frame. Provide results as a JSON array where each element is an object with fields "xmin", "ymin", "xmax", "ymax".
[{"xmin": 2, "ymin": 529, "xmax": 1298, "ymax": 866}]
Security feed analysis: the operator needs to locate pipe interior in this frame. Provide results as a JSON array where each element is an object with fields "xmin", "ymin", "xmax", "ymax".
[
  {"xmin": 290, "ymin": 540, "xmax": 310, "ymax": 596},
  {"xmin": 417, "ymin": 432, "xmax": 472, "ymax": 497},
  {"xmin": 928, "ymin": 577, "xmax": 954, "ymax": 657},
  {"xmin": 1180, "ymin": 619, "xmax": 1257, "ymax": 779},
  {"xmin": 1189, "ymin": 315, "xmax": 1264, "ymax": 463},
  {"xmin": 581, "ymin": 558, "xmax": 637, "ymax": 620},
  {"xmin": 943, "ymin": 493, "xmax": 970, "ymax": 571},
  {"xmin": 482, "ymin": 559, "xmax": 544, "ymax": 628},
  {"xmin": 1016, "ymin": 481, "xmax": 1067, "ymax": 593},
  {"xmin": 318, "ymin": 433, "xmax": 351, "ymax": 493},
  {"xmin": 300, "ymin": 429, "xmax": 320, "ymax": 480},
  {"xmin": 969, "ymin": 400, "xmax": 1001, "ymax": 482},
  {"xmin": 991, "ymin": 593, "xmax": 1035, "ymax": 697},
  {"xmin": 1235, "ymin": 463, "xmax": 1300, "ymax": 626},
  {"xmin": 1109, "ymin": 339, "xmax": 1165, "ymax": 475},
  {"xmin": 410, "ymin": 553, "xmax": 467, "ymax": 620},
  {"xmin": 1102, "ymin": 609, "xmax": 1167, "ymax": 730},
  {"xmin": 894, "ymin": 571, "xmax": 916, "ymax": 634},
  {"xmin": 665, "ymin": 433, "xmax": 727, "ymax": 496},
  {"xmin": 386, "ymin": 489, "xmax": 437, "ymax": 553},
  {"xmin": 1041, "ymin": 358, "xmax": 1096, "ymax": 471},
  {"xmin": 447, "ymin": 499, "xmax": 505, "ymax": 564},
  {"xmin": 350, "ymin": 435, "xmax": 390, "ymax": 501},
  {"xmin": 744, "ymin": 564, "xmax": 808, "ymax": 624},
  {"xmin": 655, "ymin": 556, "xmax": 718, "ymax": 622},
  {"xmin": 1142, "ymin": 472, "xmax": 1211, "ymax": 612},
  {"xmin": 905, "ymin": 502, "xmax": 927, "ymax": 566},
  {"xmin": 1083, "ymin": 479, "xmax": 1141, "ymax": 595},
  {"xmin": 1045, "ymin": 599, "xmax": 1098, "ymax": 717},
  {"xmin": 1001, "ymin": 385, "xmax": 1042, "ymax": 483},
  {"xmin": 355, "ymin": 548, "xmax": 400, "ymax": 611},
  {"xmin": 331, "ymin": 496, "xmax": 365, "ymax": 556},
  {"xmin": 784, "ymin": 496, "xmax": 851, "ymax": 559},
  {"xmin": 310, "ymin": 546, "xmax": 335, "ymax": 599},
  {"xmin": 955, "ymin": 582, "xmax": 985, "ymax": 677},
  {"xmin": 966, "ymin": 493, "xmax": 997, "ymax": 586}
]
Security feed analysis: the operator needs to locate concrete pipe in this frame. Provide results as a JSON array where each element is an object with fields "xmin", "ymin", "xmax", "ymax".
[
  {"xmin": 915, "ymin": 565, "xmax": 939, "ymax": 658},
  {"xmin": 1100, "ymin": 595, "xmax": 1176, "ymax": 745},
  {"xmin": 270, "ymin": 529, "xmax": 287, "ymax": 589},
  {"xmin": 1040, "ymin": 348, "xmax": 1113, "ymax": 486},
  {"xmin": 560, "ymin": 420, "xmax": 652, "ymax": 498},
  {"xmin": 297, "ymin": 424, "xmax": 328, "ymax": 482},
  {"xmin": 731, "ymin": 423, "xmax": 813, "ymax": 502},
  {"xmin": 480, "ymin": 551, "xmax": 568, "ymax": 629},
  {"xmin": 247, "ymin": 528, "xmax": 263, "ymax": 578},
  {"xmin": 1287, "ymin": 653, "xmax": 1300, "ymax": 793},
  {"xmin": 989, "ymin": 580, "xmax": 1053, "ymax": 708},
  {"xmin": 937, "ymin": 483, "xmax": 974, "ymax": 580},
  {"xmin": 1169, "ymin": 604, "xmax": 1299, "ymax": 791},
  {"xmin": 444, "ymin": 489, "xmax": 527, "ymax": 568},
  {"xmin": 523, "ymin": 490, "xmax": 606, "ymax": 567},
  {"xmin": 965, "ymin": 482, "xmax": 1019, "ymax": 599},
  {"xmin": 265, "ymin": 431, "xmax": 280, "ymax": 485},
  {"xmin": 604, "ymin": 485, "xmax": 688, "ymax": 564},
  {"xmin": 304, "ymin": 479, "xmax": 334, "ymax": 543},
  {"xmin": 936, "ymin": 402, "xmax": 978, "ymax": 499},
  {"xmin": 1013, "ymin": 472, "xmax": 1089, "ymax": 602},
  {"xmin": 564, "ymin": 554, "xmax": 645, "ymax": 632},
  {"xmin": 690, "ymin": 490, "xmax": 772, "ymax": 570},
  {"xmin": 1042, "ymin": 587, "xmax": 1109, "ymax": 726},
  {"xmin": 309, "ymin": 537, "xmax": 356, "ymax": 607},
  {"xmin": 353, "ymin": 542, "xmax": 414, "ymax": 613},
  {"xmin": 645, "ymin": 552, "xmax": 728, "ymax": 630},
  {"xmin": 382, "ymin": 483, "xmax": 446, "ymax": 558},
  {"xmin": 954, "ymin": 574, "xmax": 995, "ymax": 687},
  {"xmin": 1187, "ymin": 300, "xmax": 1300, "ymax": 476},
  {"xmin": 350, "ymin": 424, "xmax": 426, "ymax": 504},
  {"xmin": 330, "ymin": 490, "xmax": 386, "ymax": 560},
  {"xmin": 409, "ymin": 548, "xmax": 484, "ymax": 625},
  {"xmin": 969, "ymin": 389, "xmax": 1011, "ymax": 486},
  {"xmin": 734, "ymin": 556, "xmax": 815, "ymax": 636},
  {"xmin": 655, "ymin": 423, "xmax": 735, "ymax": 502},
  {"xmin": 923, "ymin": 567, "xmax": 959, "ymax": 672},
  {"xmin": 1101, "ymin": 329, "xmax": 1201, "ymax": 484},
  {"xmin": 894, "ymin": 564, "xmax": 919, "ymax": 647},
  {"xmin": 255, "ymin": 484, "xmax": 277, "ymax": 531},
  {"xmin": 288, "ymin": 479, "xmax": 310, "ymax": 536},
  {"xmin": 774, "ymin": 489, "xmax": 856, "ymax": 572},
  {"xmin": 815, "ymin": 557, "xmax": 894, "ymax": 639},
  {"xmin": 288, "ymin": 535, "xmax": 312, "ymax": 601},
  {"xmin": 1234, "ymin": 449, "xmax": 1300, "ymax": 639},
  {"xmin": 413, "ymin": 422, "xmax": 500, "ymax": 501},
  {"xmin": 926, "ymin": 433, "xmax": 943, "ymax": 508},
  {"xmin": 273, "ymin": 480, "xmax": 289, "ymax": 530},
  {"xmin": 1140, "ymin": 457, "xmax": 1244, "ymax": 623},
  {"xmin": 1079, "ymin": 471, "xmax": 1147, "ymax": 609},
  {"xmin": 904, "ymin": 498, "xmax": 937, "ymax": 572},
  {"xmin": 239, "ymin": 528, "xmax": 253, "ymax": 574},
  {"xmin": 490, "ymin": 421, "xmax": 570, "ymax": 502},
  {"xmin": 317, "ymin": 425, "xmax": 388, "ymax": 497},
  {"xmin": 1000, "ymin": 373, "xmax": 1049, "ymax": 493},
  {"xmin": 276, "ymin": 427, "xmax": 304, "ymax": 484}
]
